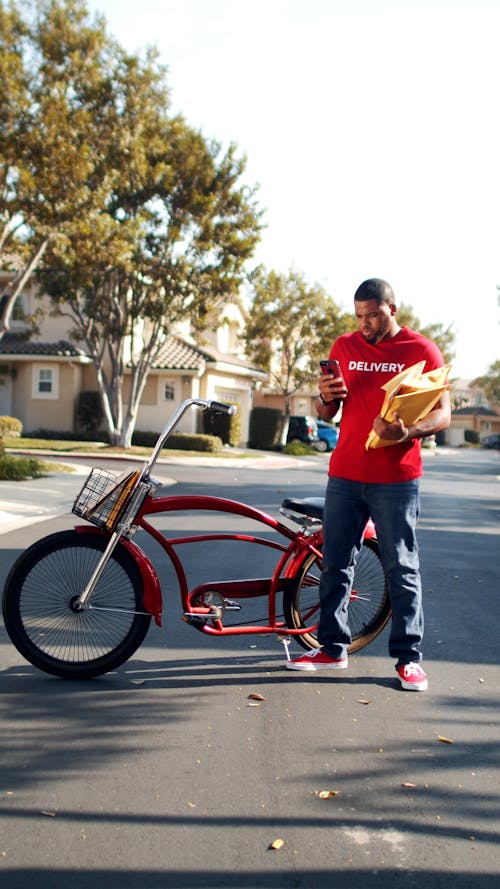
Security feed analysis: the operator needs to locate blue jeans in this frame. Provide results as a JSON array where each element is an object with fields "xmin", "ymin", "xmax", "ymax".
[{"xmin": 318, "ymin": 476, "xmax": 423, "ymax": 667}]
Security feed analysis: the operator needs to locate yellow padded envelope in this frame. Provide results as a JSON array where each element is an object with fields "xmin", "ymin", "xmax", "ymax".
[{"xmin": 365, "ymin": 362, "xmax": 451, "ymax": 450}]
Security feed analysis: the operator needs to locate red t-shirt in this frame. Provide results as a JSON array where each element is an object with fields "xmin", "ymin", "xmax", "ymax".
[{"xmin": 328, "ymin": 327, "xmax": 445, "ymax": 483}]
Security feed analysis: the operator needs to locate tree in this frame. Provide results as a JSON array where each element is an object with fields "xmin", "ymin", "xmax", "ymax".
[
  {"xmin": 32, "ymin": 0, "xmax": 262, "ymax": 445},
  {"xmin": 472, "ymin": 360, "xmax": 500, "ymax": 409},
  {"xmin": 0, "ymin": 0, "xmax": 47, "ymax": 336},
  {"xmin": 0, "ymin": 0, "xmax": 107, "ymax": 337},
  {"xmin": 243, "ymin": 267, "xmax": 354, "ymax": 423},
  {"xmin": 396, "ymin": 303, "xmax": 456, "ymax": 366}
]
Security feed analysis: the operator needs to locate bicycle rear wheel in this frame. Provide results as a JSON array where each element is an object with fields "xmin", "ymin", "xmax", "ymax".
[
  {"xmin": 283, "ymin": 538, "xmax": 391, "ymax": 652},
  {"xmin": 2, "ymin": 530, "xmax": 151, "ymax": 679}
]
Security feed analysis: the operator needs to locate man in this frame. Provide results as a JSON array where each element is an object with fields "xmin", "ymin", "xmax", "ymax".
[{"xmin": 286, "ymin": 278, "xmax": 451, "ymax": 691}]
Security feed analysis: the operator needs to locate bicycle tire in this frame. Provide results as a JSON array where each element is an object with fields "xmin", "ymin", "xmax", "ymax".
[
  {"xmin": 2, "ymin": 530, "xmax": 151, "ymax": 679},
  {"xmin": 283, "ymin": 537, "xmax": 391, "ymax": 652}
]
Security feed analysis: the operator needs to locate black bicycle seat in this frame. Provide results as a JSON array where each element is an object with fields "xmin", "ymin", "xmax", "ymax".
[{"xmin": 280, "ymin": 497, "xmax": 325, "ymax": 521}]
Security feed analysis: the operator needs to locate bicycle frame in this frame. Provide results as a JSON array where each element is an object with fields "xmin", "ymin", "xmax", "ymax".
[
  {"xmin": 71, "ymin": 397, "xmax": 376, "ymax": 644},
  {"xmin": 76, "ymin": 491, "xmax": 325, "ymax": 638}
]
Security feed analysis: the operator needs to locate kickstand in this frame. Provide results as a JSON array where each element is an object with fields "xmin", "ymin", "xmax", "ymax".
[{"xmin": 280, "ymin": 636, "xmax": 292, "ymax": 661}]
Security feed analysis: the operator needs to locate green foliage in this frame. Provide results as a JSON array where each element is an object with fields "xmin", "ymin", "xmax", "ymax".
[
  {"xmin": 396, "ymin": 303, "xmax": 456, "ymax": 367},
  {"xmin": 283, "ymin": 440, "xmax": 316, "ymax": 456},
  {"xmin": 25, "ymin": 428, "xmax": 108, "ymax": 442},
  {"xmin": 248, "ymin": 406, "xmax": 282, "ymax": 450},
  {"xmin": 1, "ymin": 0, "xmax": 263, "ymax": 447},
  {"xmin": 0, "ymin": 455, "xmax": 45, "ymax": 480},
  {"xmin": 132, "ymin": 430, "xmax": 223, "ymax": 452},
  {"xmin": 202, "ymin": 403, "xmax": 241, "ymax": 446},
  {"xmin": 75, "ymin": 391, "xmax": 104, "ymax": 436},
  {"xmin": 472, "ymin": 359, "xmax": 500, "ymax": 408},
  {"xmin": 464, "ymin": 429, "xmax": 480, "ymax": 445},
  {"xmin": 244, "ymin": 267, "xmax": 354, "ymax": 414},
  {"xmin": 0, "ymin": 415, "xmax": 22, "ymax": 437}
]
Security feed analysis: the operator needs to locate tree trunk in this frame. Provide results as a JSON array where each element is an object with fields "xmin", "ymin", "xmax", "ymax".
[{"xmin": 0, "ymin": 240, "xmax": 49, "ymax": 340}]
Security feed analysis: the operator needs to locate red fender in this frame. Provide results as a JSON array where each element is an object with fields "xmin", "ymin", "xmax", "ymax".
[
  {"xmin": 75, "ymin": 526, "xmax": 162, "ymax": 626},
  {"xmin": 363, "ymin": 518, "xmax": 377, "ymax": 540}
]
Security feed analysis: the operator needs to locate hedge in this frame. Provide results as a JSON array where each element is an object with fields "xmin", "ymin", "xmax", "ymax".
[
  {"xmin": 132, "ymin": 430, "xmax": 223, "ymax": 452},
  {"xmin": 202, "ymin": 401, "xmax": 241, "ymax": 446},
  {"xmin": 248, "ymin": 406, "xmax": 283, "ymax": 450}
]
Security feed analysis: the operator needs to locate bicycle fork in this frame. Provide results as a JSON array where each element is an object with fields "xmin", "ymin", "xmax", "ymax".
[{"xmin": 72, "ymin": 529, "xmax": 124, "ymax": 613}]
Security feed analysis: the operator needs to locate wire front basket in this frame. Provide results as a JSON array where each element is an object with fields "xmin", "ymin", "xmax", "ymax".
[{"xmin": 72, "ymin": 467, "xmax": 140, "ymax": 531}]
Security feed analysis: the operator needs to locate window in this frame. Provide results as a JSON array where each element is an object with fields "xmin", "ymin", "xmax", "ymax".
[
  {"xmin": 164, "ymin": 381, "xmax": 175, "ymax": 401},
  {"xmin": 38, "ymin": 369, "xmax": 53, "ymax": 393},
  {"xmin": 32, "ymin": 365, "xmax": 59, "ymax": 399}
]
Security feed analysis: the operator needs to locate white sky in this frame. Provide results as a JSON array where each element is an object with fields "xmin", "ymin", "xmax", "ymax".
[{"xmin": 88, "ymin": 0, "xmax": 499, "ymax": 379}]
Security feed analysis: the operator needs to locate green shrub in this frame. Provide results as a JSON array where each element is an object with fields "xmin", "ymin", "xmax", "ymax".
[
  {"xmin": 132, "ymin": 430, "xmax": 223, "ymax": 452},
  {"xmin": 0, "ymin": 455, "xmax": 45, "ymax": 480},
  {"xmin": 0, "ymin": 415, "xmax": 23, "ymax": 437},
  {"xmin": 283, "ymin": 440, "xmax": 316, "ymax": 456},
  {"xmin": 202, "ymin": 402, "xmax": 241, "ymax": 446},
  {"xmin": 248, "ymin": 406, "xmax": 283, "ymax": 450},
  {"xmin": 27, "ymin": 427, "xmax": 110, "ymax": 443},
  {"xmin": 75, "ymin": 391, "xmax": 104, "ymax": 436},
  {"xmin": 464, "ymin": 429, "xmax": 480, "ymax": 445}
]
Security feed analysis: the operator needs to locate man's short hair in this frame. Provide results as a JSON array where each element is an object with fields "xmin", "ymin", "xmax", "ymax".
[{"xmin": 354, "ymin": 278, "xmax": 395, "ymax": 306}]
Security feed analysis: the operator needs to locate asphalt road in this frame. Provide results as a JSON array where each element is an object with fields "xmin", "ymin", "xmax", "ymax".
[{"xmin": 0, "ymin": 448, "xmax": 499, "ymax": 888}]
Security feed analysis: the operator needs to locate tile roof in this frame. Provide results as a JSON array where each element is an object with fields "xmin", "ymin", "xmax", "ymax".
[
  {"xmin": 0, "ymin": 332, "xmax": 266, "ymax": 376},
  {"xmin": 0, "ymin": 333, "xmax": 88, "ymax": 358},
  {"xmin": 150, "ymin": 335, "xmax": 265, "ymax": 374},
  {"xmin": 452, "ymin": 405, "xmax": 499, "ymax": 417},
  {"xmin": 151, "ymin": 335, "xmax": 207, "ymax": 371}
]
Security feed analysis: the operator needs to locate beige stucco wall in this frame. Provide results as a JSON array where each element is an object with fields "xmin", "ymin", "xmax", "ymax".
[
  {"xmin": 134, "ymin": 370, "xmax": 252, "ymax": 442},
  {"xmin": 11, "ymin": 361, "xmax": 84, "ymax": 434}
]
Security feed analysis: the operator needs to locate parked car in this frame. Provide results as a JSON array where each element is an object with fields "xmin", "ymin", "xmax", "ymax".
[
  {"xmin": 482, "ymin": 433, "xmax": 500, "ymax": 450},
  {"xmin": 315, "ymin": 419, "xmax": 339, "ymax": 452},
  {"xmin": 286, "ymin": 415, "xmax": 319, "ymax": 446}
]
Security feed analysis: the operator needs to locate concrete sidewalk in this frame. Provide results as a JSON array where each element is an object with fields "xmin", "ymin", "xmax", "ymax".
[{"xmin": 0, "ymin": 462, "xmax": 92, "ymax": 535}]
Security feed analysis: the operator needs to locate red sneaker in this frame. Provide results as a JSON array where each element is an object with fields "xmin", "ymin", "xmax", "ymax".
[
  {"xmin": 397, "ymin": 662, "xmax": 428, "ymax": 691},
  {"xmin": 286, "ymin": 648, "xmax": 348, "ymax": 672}
]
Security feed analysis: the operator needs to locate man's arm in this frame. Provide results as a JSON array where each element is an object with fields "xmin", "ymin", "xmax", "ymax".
[{"xmin": 373, "ymin": 390, "xmax": 452, "ymax": 443}]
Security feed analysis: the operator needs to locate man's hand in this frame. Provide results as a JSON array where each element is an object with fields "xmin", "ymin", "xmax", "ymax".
[
  {"xmin": 372, "ymin": 410, "xmax": 408, "ymax": 442},
  {"xmin": 318, "ymin": 372, "xmax": 348, "ymax": 405}
]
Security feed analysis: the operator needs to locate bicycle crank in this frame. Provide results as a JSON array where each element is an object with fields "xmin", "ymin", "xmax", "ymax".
[{"xmin": 184, "ymin": 590, "xmax": 241, "ymax": 625}]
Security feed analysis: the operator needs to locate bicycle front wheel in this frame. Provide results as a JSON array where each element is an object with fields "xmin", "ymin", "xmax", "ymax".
[
  {"xmin": 2, "ymin": 530, "xmax": 151, "ymax": 679},
  {"xmin": 283, "ymin": 538, "xmax": 391, "ymax": 652}
]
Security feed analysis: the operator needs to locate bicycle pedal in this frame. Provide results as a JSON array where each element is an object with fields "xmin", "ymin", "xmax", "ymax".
[
  {"xmin": 223, "ymin": 599, "xmax": 241, "ymax": 612},
  {"xmin": 183, "ymin": 612, "xmax": 223, "ymax": 626}
]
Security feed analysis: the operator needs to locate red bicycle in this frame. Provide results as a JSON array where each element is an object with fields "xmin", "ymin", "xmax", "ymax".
[{"xmin": 2, "ymin": 399, "xmax": 391, "ymax": 679}]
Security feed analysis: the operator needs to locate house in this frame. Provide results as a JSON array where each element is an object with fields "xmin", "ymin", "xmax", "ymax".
[
  {"xmin": 448, "ymin": 404, "xmax": 500, "ymax": 445},
  {"xmin": 0, "ymin": 281, "xmax": 267, "ymax": 444},
  {"xmin": 447, "ymin": 377, "xmax": 500, "ymax": 445}
]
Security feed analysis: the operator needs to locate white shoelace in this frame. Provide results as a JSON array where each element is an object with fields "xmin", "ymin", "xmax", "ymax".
[{"xmin": 403, "ymin": 662, "xmax": 424, "ymax": 676}]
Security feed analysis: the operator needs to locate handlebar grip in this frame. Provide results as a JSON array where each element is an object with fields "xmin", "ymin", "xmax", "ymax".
[{"xmin": 207, "ymin": 400, "xmax": 238, "ymax": 416}]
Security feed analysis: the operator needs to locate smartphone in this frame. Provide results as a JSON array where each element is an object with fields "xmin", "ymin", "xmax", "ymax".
[{"xmin": 320, "ymin": 359, "xmax": 344, "ymax": 383}]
